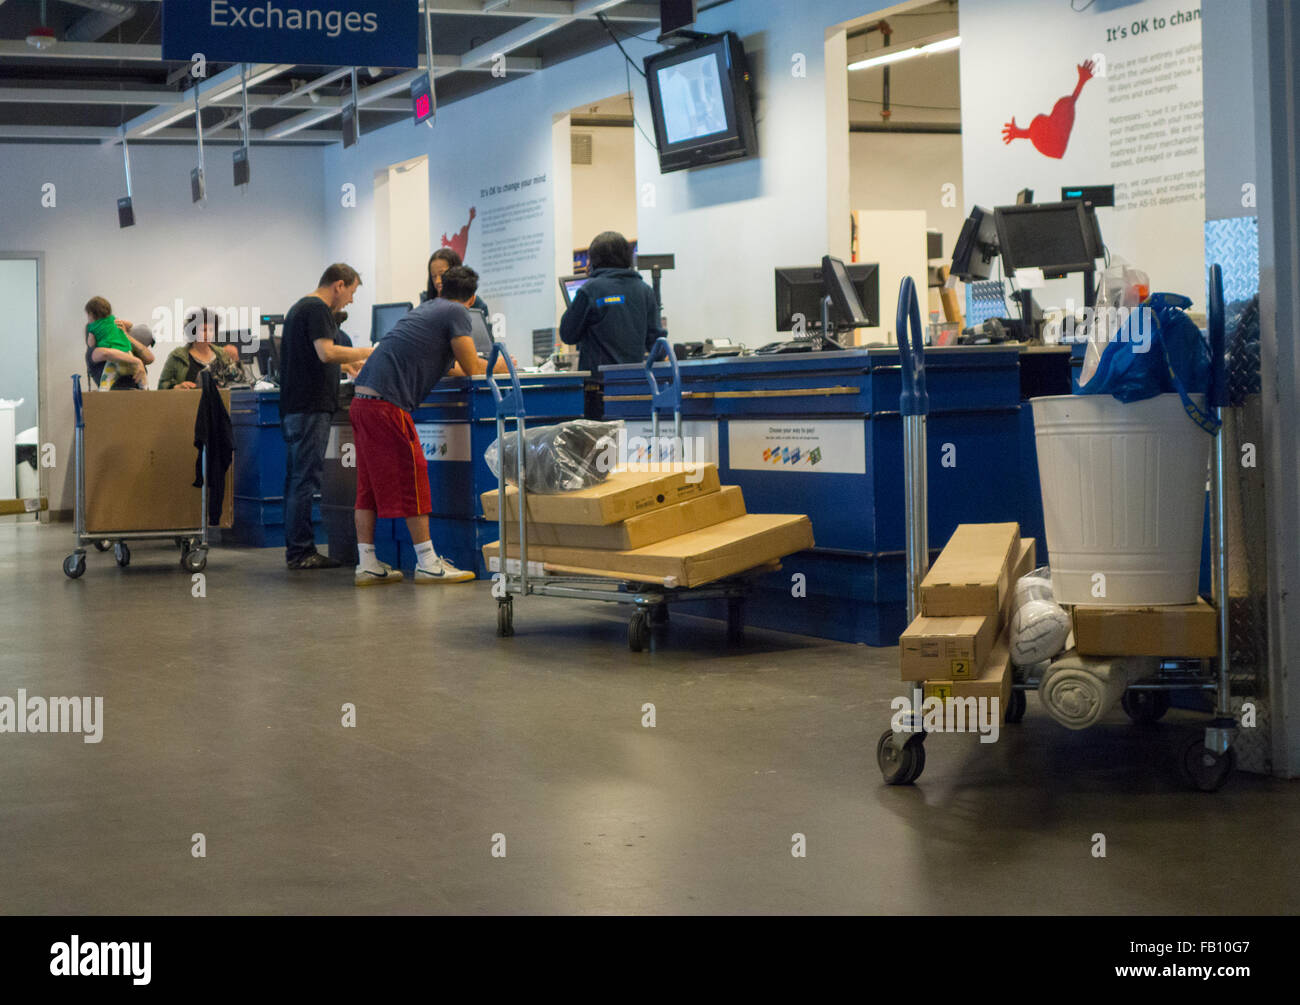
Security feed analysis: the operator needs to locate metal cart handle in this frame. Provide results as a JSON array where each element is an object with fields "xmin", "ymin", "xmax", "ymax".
[
  {"xmin": 895, "ymin": 276, "xmax": 929, "ymax": 417},
  {"xmin": 643, "ymin": 337, "xmax": 682, "ymax": 415},
  {"xmin": 1208, "ymin": 263, "xmax": 1228, "ymax": 410},
  {"xmin": 72, "ymin": 374, "xmax": 84, "ymax": 429},
  {"xmin": 485, "ymin": 342, "xmax": 526, "ymax": 419}
]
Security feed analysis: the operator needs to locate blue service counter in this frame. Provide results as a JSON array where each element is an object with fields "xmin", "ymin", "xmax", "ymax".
[
  {"xmin": 232, "ymin": 349, "xmax": 1067, "ymax": 646},
  {"xmin": 601, "ymin": 346, "xmax": 1066, "ymax": 645}
]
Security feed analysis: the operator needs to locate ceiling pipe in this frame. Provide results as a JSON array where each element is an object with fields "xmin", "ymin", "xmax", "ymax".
[{"xmin": 62, "ymin": 0, "xmax": 138, "ymax": 43}]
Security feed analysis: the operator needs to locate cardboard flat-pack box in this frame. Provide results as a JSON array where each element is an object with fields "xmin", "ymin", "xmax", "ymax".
[
  {"xmin": 1072, "ymin": 598, "xmax": 1217, "ymax": 658},
  {"xmin": 83, "ymin": 389, "xmax": 234, "ymax": 533},
  {"xmin": 499, "ymin": 485, "xmax": 746, "ymax": 550},
  {"xmin": 922, "ymin": 631, "xmax": 1014, "ymax": 723},
  {"xmin": 1000, "ymin": 537, "xmax": 1038, "ymax": 629},
  {"xmin": 899, "ymin": 613, "xmax": 997, "ymax": 681},
  {"xmin": 920, "ymin": 522, "xmax": 1020, "ymax": 619},
  {"xmin": 481, "ymin": 463, "xmax": 720, "ymax": 526},
  {"xmin": 484, "ymin": 512, "xmax": 813, "ymax": 588}
]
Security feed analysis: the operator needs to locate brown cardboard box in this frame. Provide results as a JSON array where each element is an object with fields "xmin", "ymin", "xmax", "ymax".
[
  {"xmin": 899, "ymin": 614, "xmax": 997, "ymax": 681},
  {"xmin": 920, "ymin": 522, "xmax": 1020, "ymax": 618},
  {"xmin": 481, "ymin": 463, "xmax": 720, "ymax": 526},
  {"xmin": 922, "ymin": 630, "xmax": 1013, "ymax": 723},
  {"xmin": 499, "ymin": 485, "xmax": 746, "ymax": 550},
  {"xmin": 1072, "ymin": 598, "xmax": 1217, "ymax": 658},
  {"xmin": 484, "ymin": 513, "xmax": 814, "ymax": 588},
  {"xmin": 83, "ymin": 389, "xmax": 234, "ymax": 533},
  {"xmin": 999, "ymin": 537, "xmax": 1038, "ymax": 630}
]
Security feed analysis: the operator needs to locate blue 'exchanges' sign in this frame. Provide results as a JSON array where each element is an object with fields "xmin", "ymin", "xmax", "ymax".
[{"xmin": 163, "ymin": 0, "xmax": 419, "ymax": 69}]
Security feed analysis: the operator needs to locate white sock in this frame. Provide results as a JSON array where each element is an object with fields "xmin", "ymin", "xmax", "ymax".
[
  {"xmin": 414, "ymin": 539, "xmax": 440, "ymax": 571},
  {"xmin": 357, "ymin": 542, "xmax": 383, "ymax": 573}
]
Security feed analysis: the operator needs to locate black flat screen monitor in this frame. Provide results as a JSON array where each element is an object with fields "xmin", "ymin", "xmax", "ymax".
[
  {"xmin": 559, "ymin": 275, "xmax": 589, "ymax": 308},
  {"xmin": 370, "ymin": 302, "xmax": 412, "ymax": 344},
  {"xmin": 994, "ymin": 201, "xmax": 1101, "ymax": 277},
  {"xmin": 644, "ymin": 32, "xmax": 757, "ymax": 174},
  {"xmin": 950, "ymin": 205, "xmax": 999, "ymax": 282},
  {"xmin": 775, "ymin": 263, "xmax": 879, "ymax": 332},
  {"xmin": 822, "ymin": 256, "xmax": 869, "ymax": 327}
]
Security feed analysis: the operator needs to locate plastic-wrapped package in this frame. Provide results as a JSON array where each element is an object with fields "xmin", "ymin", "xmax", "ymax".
[
  {"xmin": 485, "ymin": 420, "xmax": 623, "ymax": 494},
  {"xmin": 1078, "ymin": 260, "xmax": 1149, "ymax": 387},
  {"xmin": 1010, "ymin": 566, "xmax": 1071, "ymax": 667}
]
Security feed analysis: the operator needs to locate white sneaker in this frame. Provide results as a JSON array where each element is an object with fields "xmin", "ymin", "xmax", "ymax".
[
  {"xmin": 414, "ymin": 559, "xmax": 475, "ymax": 584},
  {"xmin": 355, "ymin": 561, "xmax": 404, "ymax": 586}
]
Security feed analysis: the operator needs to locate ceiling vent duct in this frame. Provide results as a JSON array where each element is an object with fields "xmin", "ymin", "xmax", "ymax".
[{"xmin": 63, "ymin": 0, "xmax": 138, "ymax": 44}]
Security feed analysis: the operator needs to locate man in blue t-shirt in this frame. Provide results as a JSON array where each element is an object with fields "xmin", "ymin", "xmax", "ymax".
[{"xmin": 348, "ymin": 266, "xmax": 507, "ymax": 586}]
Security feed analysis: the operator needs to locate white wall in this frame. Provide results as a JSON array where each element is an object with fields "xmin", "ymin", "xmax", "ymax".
[
  {"xmin": 0, "ymin": 258, "xmax": 39, "ymax": 433},
  {"xmin": 571, "ymin": 125, "xmax": 638, "ymax": 255},
  {"xmin": 374, "ymin": 156, "xmax": 431, "ymax": 307},
  {"xmin": 0, "ymin": 143, "xmax": 327, "ymax": 512}
]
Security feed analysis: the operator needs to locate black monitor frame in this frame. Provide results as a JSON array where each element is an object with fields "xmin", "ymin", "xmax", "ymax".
[
  {"xmin": 774, "ymin": 262, "xmax": 879, "ymax": 334},
  {"xmin": 370, "ymin": 301, "xmax": 412, "ymax": 345},
  {"xmin": 950, "ymin": 205, "xmax": 1000, "ymax": 282},
  {"xmin": 558, "ymin": 275, "xmax": 589, "ymax": 308},
  {"xmin": 994, "ymin": 200, "xmax": 1100, "ymax": 278},
  {"xmin": 644, "ymin": 31, "xmax": 757, "ymax": 174}
]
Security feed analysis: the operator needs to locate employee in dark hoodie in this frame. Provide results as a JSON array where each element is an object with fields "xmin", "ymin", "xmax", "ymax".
[{"xmin": 559, "ymin": 231, "xmax": 663, "ymax": 371}]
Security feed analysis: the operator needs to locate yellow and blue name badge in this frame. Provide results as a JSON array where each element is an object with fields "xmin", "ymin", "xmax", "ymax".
[{"xmin": 601, "ymin": 295, "xmax": 626, "ymax": 305}]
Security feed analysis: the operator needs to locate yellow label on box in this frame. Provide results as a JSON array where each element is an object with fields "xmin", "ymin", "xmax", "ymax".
[{"xmin": 950, "ymin": 658, "xmax": 971, "ymax": 677}]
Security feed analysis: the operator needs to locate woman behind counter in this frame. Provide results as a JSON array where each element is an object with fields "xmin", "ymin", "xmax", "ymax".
[
  {"xmin": 158, "ymin": 308, "xmax": 245, "ymax": 389},
  {"xmin": 422, "ymin": 248, "xmax": 492, "ymax": 331},
  {"xmin": 559, "ymin": 231, "xmax": 663, "ymax": 372}
]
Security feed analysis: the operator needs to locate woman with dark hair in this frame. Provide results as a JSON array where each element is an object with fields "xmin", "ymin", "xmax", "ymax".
[
  {"xmin": 559, "ymin": 231, "xmax": 663, "ymax": 372},
  {"xmin": 422, "ymin": 248, "xmax": 493, "ymax": 336},
  {"xmin": 158, "ymin": 308, "xmax": 244, "ymax": 390}
]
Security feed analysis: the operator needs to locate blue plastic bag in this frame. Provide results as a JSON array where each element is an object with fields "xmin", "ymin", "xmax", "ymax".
[{"xmin": 1076, "ymin": 292, "xmax": 1218, "ymax": 433}]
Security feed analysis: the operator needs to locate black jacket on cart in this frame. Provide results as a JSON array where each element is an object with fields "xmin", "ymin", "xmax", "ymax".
[
  {"xmin": 193, "ymin": 371, "xmax": 234, "ymax": 525},
  {"xmin": 559, "ymin": 267, "xmax": 664, "ymax": 373}
]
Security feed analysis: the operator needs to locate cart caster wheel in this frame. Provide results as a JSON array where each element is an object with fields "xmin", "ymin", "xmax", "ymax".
[
  {"xmin": 1006, "ymin": 689, "xmax": 1027, "ymax": 723},
  {"xmin": 1122, "ymin": 689, "xmax": 1171, "ymax": 724},
  {"xmin": 63, "ymin": 553, "xmax": 87, "ymax": 579},
  {"xmin": 183, "ymin": 547, "xmax": 208, "ymax": 573},
  {"xmin": 877, "ymin": 729, "xmax": 926, "ymax": 785},
  {"xmin": 629, "ymin": 610, "xmax": 651, "ymax": 652},
  {"xmin": 497, "ymin": 600, "xmax": 514, "ymax": 638},
  {"xmin": 113, "ymin": 541, "xmax": 131, "ymax": 567},
  {"xmin": 1181, "ymin": 736, "xmax": 1235, "ymax": 792},
  {"xmin": 726, "ymin": 598, "xmax": 745, "ymax": 645},
  {"xmin": 93, "ymin": 539, "xmax": 112, "ymax": 552}
]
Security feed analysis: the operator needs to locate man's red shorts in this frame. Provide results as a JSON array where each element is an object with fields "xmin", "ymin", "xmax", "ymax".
[{"xmin": 349, "ymin": 396, "xmax": 431, "ymax": 518}]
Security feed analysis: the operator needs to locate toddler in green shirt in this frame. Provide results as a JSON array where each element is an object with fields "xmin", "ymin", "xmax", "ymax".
[{"xmin": 85, "ymin": 296, "xmax": 144, "ymax": 390}]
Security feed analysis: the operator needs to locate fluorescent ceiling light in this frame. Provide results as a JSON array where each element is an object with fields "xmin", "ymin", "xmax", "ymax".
[{"xmin": 848, "ymin": 34, "xmax": 960, "ymax": 71}]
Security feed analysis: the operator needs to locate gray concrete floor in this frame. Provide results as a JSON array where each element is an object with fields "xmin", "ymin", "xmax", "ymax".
[{"xmin": 0, "ymin": 522, "xmax": 1296, "ymax": 915}]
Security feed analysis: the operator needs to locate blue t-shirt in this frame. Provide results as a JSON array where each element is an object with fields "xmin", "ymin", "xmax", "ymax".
[{"xmin": 355, "ymin": 298, "xmax": 473, "ymax": 413}]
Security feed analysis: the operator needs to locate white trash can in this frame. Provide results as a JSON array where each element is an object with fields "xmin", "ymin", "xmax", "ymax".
[{"xmin": 1031, "ymin": 393, "xmax": 1211, "ymax": 606}]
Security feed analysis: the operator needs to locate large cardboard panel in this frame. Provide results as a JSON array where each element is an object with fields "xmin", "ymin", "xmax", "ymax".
[
  {"xmin": 921, "ymin": 522, "xmax": 1019, "ymax": 618},
  {"xmin": 83, "ymin": 390, "xmax": 234, "ymax": 532},
  {"xmin": 481, "ymin": 463, "xmax": 720, "ymax": 526},
  {"xmin": 900, "ymin": 613, "xmax": 997, "ymax": 681},
  {"xmin": 500, "ymin": 485, "xmax": 746, "ymax": 550},
  {"xmin": 1073, "ymin": 598, "xmax": 1217, "ymax": 658},
  {"xmin": 485, "ymin": 513, "xmax": 814, "ymax": 588}
]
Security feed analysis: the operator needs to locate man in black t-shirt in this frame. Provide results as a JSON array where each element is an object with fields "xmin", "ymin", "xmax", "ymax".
[{"xmin": 279, "ymin": 263, "xmax": 373, "ymax": 570}]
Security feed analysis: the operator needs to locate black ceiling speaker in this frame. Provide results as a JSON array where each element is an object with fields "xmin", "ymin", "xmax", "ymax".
[{"xmin": 661, "ymin": 0, "xmax": 697, "ymax": 34}]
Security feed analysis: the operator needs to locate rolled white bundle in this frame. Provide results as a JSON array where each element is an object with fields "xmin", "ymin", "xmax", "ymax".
[
  {"xmin": 1038, "ymin": 655, "xmax": 1157, "ymax": 730},
  {"xmin": 1010, "ymin": 567, "xmax": 1071, "ymax": 666}
]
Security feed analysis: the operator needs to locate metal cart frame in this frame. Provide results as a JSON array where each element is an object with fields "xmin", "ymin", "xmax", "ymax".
[
  {"xmin": 876, "ymin": 268, "xmax": 1241, "ymax": 790},
  {"xmin": 485, "ymin": 338, "xmax": 755, "ymax": 652},
  {"xmin": 62, "ymin": 374, "xmax": 211, "ymax": 578}
]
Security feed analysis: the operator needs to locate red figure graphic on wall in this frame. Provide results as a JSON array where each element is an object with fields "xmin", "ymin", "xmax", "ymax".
[
  {"xmin": 440, "ymin": 206, "xmax": 477, "ymax": 261},
  {"xmin": 1001, "ymin": 60, "xmax": 1095, "ymax": 159}
]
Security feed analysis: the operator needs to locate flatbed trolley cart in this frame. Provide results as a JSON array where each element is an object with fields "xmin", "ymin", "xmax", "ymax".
[
  {"xmin": 62, "ymin": 374, "xmax": 210, "ymax": 579},
  {"xmin": 486, "ymin": 338, "xmax": 756, "ymax": 652},
  {"xmin": 875, "ymin": 268, "xmax": 1240, "ymax": 790}
]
